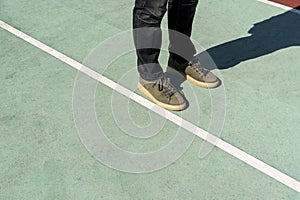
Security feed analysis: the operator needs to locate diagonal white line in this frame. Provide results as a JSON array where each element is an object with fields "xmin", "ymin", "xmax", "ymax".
[
  {"xmin": 0, "ymin": 19, "xmax": 299, "ymax": 193},
  {"xmin": 257, "ymin": 0, "xmax": 300, "ymax": 14}
]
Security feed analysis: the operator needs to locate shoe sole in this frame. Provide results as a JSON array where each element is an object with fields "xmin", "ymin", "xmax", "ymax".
[
  {"xmin": 137, "ymin": 83, "xmax": 187, "ymax": 111},
  {"xmin": 166, "ymin": 66, "xmax": 220, "ymax": 88}
]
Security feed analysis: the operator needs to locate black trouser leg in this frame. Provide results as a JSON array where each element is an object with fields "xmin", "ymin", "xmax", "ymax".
[
  {"xmin": 168, "ymin": 0, "xmax": 198, "ymax": 70},
  {"xmin": 133, "ymin": 0, "xmax": 168, "ymax": 81}
]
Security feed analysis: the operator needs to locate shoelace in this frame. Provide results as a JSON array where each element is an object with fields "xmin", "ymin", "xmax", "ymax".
[
  {"xmin": 189, "ymin": 59, "xmax": 209, "ymax": 77},
  {"xmin": 153, "ymin": 77, "xmax": 177, "ymax": 98}
]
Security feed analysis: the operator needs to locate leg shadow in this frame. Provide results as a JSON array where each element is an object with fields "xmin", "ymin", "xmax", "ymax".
[{"xmin": 196, "ymin": 9, "xmax": 300, "ymax": 70}]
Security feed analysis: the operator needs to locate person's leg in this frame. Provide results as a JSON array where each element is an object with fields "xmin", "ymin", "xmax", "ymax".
[
  {"xmin": 167, "ymin": 0, "xmax": 220, "ymax": 88},
  {"xmin": 133, "ymin": 0, "xmax": 187, "ymax": 110},
  {"xmin": 133, "ymin": 0, "xmax": 168, "ymax": 81},
  {"xmin": 167, "ymin": 0, "xmax": 199, "ymax": 70}
]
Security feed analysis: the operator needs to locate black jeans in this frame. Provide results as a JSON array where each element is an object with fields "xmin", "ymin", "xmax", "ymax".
[{"xmin": 133, "ymin": 0, "xmax": 199, "ymax": 81}]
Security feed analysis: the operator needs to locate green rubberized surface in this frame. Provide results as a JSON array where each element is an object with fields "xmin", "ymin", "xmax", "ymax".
[{"xmin": 0, "ymin": 0, "xmax": 300, "ymax": 199}]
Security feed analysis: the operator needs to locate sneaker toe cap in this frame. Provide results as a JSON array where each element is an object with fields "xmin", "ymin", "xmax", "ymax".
[{"xmin": 205, "ymin": 72, "xmax": 219, "ymax": 83}]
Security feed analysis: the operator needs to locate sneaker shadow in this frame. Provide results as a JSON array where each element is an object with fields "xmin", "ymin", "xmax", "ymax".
[{"xmin": 195, "ymin": 8, "xmax": 300, "ymax": 70}]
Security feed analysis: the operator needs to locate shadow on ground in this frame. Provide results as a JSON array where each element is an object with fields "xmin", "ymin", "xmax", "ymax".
[
  {"xmin": 164, "ymin": 9, "xmax": 300, "ymax": 110},
  {"xmin": 196, "ymin": 9, "xmax": 300, "ymax": 70}
]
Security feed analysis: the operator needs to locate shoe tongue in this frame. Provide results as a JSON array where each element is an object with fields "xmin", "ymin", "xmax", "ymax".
[
  {"xmin": 156, "ymin": 77, "xmax": 165, "ymax": 91},
  {"xmin": 156, "ymin": 77, "xmax": 173, "ymax": 94},
  {"xmin": 157, "ymin": 77, "xmax": 167, "ymax": 84},
  {"xmin": 190, "ymin": 57, "xmax": 200, "ymax": 65}
]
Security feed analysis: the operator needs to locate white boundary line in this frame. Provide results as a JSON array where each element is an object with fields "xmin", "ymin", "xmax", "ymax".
[
  {"xmin": 257, "ymin": 0, "xmax": 300, "ymax": 14},
  {"xmin": 0, "ymin": 20, "xmax": 299, "ymax": 193}
]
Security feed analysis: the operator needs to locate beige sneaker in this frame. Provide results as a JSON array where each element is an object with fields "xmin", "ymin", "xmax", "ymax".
[
  {"xmin": 167, "ymin": 58, "xmax": 220, "ymax": 88},
  {"xmin": 138, "ymin": 76, "xmax": 187, "ymax": 111}
]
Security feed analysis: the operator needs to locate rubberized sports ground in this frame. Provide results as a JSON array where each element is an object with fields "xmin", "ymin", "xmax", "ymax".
[{"xmin": 1, "ymin": 0, "xmax": 300, "ymax": 199}]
